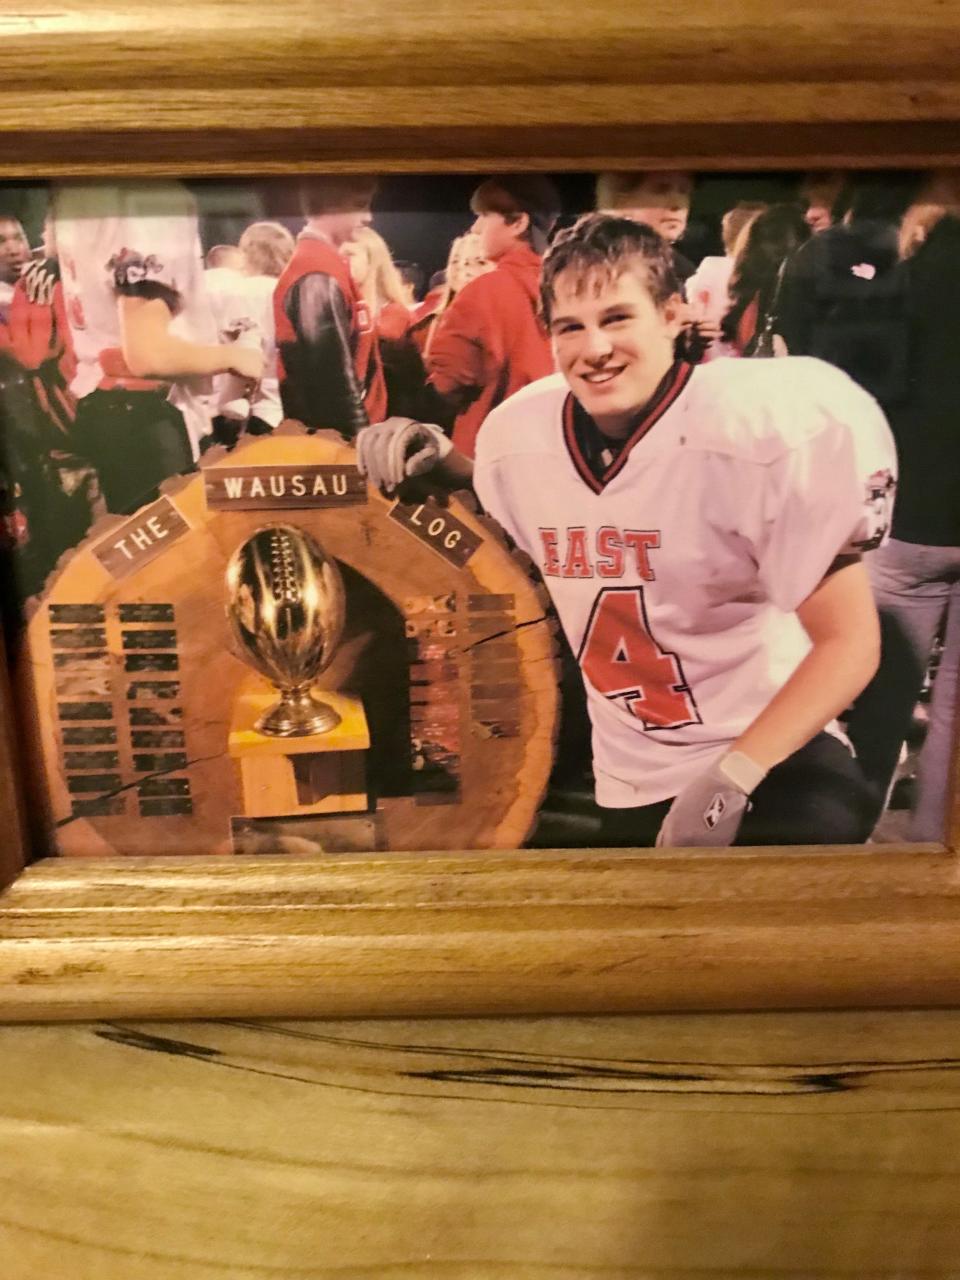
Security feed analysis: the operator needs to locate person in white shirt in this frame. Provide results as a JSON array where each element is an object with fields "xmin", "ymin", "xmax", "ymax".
[
  {"xmin": 203, "ymin": 220, "xmax": 295, "ymax": 443},
  {"xmin": 355, "ymin": 213, "xmax": 897, "ymax": 848}
]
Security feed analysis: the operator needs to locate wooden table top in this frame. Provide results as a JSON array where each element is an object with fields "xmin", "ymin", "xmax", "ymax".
[{"xmin": 2, "ymin": 1008, "xmax": 960, "ymax": 1277}]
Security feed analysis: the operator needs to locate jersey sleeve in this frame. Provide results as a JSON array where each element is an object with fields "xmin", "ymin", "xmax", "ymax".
[{"xmin": 755, "ymin": 364, "xmax": 898, "ymax": 612}]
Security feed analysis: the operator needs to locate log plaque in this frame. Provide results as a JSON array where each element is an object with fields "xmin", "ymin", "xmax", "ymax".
[{"xmin": 24, "ymin": 427, "xmax": 559, "ymax": 857}]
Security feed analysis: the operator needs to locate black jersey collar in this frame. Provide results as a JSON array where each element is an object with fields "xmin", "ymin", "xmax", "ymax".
[{"xmin": 562, "ymin": 360, "xmax": 693, "ymax": 494}]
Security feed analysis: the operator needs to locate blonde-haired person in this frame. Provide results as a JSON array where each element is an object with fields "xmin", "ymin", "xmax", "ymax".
[
  {"xmin": 342, "ymin": 225, "xmax": 435, "ymax": 420},
  {"xmin": 342, "ymin": 225, "xmax": 411, "ymax": 340},
  {"xmin": 405, "ymin": 233, "xmax": 490, "ymax": 359},
  {"xmin": 419, "ymin": 233, "xmax": 492, "ymax": 355},
  {"xmin": 684, "ymin": 201, "xmax": 767, "ymax": 361},
  {"xmin": 205, "ymin": 220, "xmax": 296, "ymax": 442},
  {"xmin": 239, "ymin": 220, "xmax": 295, "ymax": 279}
]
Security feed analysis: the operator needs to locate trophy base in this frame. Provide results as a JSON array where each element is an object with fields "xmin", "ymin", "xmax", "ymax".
[
  {"xmin": 255, "ymin": 687, "xmax": 342, "ymax": 738},
  {"xmin": 229, "ymin": 689, "xmax": 370, "ymax": 819}
]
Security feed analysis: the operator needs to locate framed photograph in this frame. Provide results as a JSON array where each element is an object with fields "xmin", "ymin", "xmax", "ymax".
[{"xmin": 0, "ymin": 1, "xmax": 958, "ymax": 1021}]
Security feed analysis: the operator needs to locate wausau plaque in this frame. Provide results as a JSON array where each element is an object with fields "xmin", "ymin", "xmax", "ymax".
[{"xmin": 205, "ymin": 465, "xmax": 367, "ymax": 511}]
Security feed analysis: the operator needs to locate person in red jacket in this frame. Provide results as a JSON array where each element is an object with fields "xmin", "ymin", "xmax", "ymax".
[
  {"xmin": 274, "ymin": 176, "xmax": 387, "ymax": 437},
  {"xmin": 425, "ymin": 175, "xmax": 561, "ymax": 458}
]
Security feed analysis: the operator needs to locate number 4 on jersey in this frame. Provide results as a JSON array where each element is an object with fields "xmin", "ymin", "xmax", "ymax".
[{"xmin": 578, "ymin": 586, "xmax": 701, "ymax": 730}]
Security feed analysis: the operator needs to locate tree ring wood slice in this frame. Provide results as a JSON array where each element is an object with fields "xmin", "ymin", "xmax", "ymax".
[{"xmin": 23, "ymin": 426, "xmax": 560, "ymax": 857}]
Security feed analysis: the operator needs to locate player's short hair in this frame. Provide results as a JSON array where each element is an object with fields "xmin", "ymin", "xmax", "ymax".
[
  {"xmin": 299, "ymin": 175, "xmax": 378, "ymax": 218},
  {"xmin": 539, "ymin": 213, "xmax": 681, "ymax": 325},
  {"xmin": 238, "ymin": 220, "xmax": 295, "ymax": 277},
  {"xmin": 470, "ymin": 175, "xmax": 561, "ymax": 254}
]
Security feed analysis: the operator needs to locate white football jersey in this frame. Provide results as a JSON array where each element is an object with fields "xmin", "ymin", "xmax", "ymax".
[
  {"xmin": 52, "ymin": 181, "xmax": 218, "ymax": 455},
  {"xmin": 474, "ymin": 356, "xmax": 897, "ymax": 807},
  {"xmin": 203, "ymin": 267, "xmax": 282, "ymax": 427}
]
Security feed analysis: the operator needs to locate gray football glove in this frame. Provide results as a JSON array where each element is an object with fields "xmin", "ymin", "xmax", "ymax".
[
  {"xmin": 355, "ymin": 417, "xmax": 453, "ymax": 494},
  {"xmin": 655, "ymin": 751, "xmax": 767, "ymax": 848}
]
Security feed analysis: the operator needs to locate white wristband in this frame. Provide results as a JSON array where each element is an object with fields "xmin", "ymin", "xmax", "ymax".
[{"xmin": 717, "ymin": 750, "xmax": 768, "ymax": 796}]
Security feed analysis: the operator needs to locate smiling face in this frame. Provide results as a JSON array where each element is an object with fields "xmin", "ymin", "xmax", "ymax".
[
  {"xmin": 446, "ymin": 231, "xmax": 492, "ymax": 294},
  {"xmin": 548, "ymin": 261, "xmax": 684, "ymax": 438},
  {"xmin": 458, "ymin": 232, "xmax": 493, "ymax": 286},
  {"xmin": 0, "ymin": 219, "xmax": 29, "ymax": 284}
]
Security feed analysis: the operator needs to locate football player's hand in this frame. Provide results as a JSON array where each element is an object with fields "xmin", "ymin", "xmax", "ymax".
[
  {"xmin": 655, "ymin": 751, "xmax": 766, "ymax": 848},
  {"xmin": 356, "ymin": 417, "xmax": 453, "ymax": 494},
  {"xmin": 227, "ymin": 346, "xmax": 265, "ymax": 382}
]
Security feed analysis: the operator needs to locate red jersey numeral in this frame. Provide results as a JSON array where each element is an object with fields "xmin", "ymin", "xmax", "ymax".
[{"xmin": 578, "ymin": 587, "xmax": 700, "ymax": 730}]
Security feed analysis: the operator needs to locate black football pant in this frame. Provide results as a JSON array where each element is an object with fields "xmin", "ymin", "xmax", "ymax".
[
  {"xmin": 73, "ymin": 388, "xmax": 194, "ymax": 516},
  {"xmin": 600, "ymin": 731, "xmax": 876, "ymax": 847}
]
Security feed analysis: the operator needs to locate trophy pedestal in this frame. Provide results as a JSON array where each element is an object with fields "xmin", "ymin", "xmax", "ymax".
[{"xmin": 229, "ymin": 689, "xmax": 370, "ymax": 818}]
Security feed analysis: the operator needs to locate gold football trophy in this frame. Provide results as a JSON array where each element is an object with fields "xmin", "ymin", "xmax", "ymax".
[
  {"xmin": 226, "ymin": 525, "xmax": 370, "ymax": 818},
  {"xmin": 226, "ymin": 524, "xmax": 346, "ymax": 736}
]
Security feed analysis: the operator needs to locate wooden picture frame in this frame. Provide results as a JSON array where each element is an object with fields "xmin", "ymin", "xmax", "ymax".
[{"xmin": 0, "ymin": 0, "xmax": 958, "ymax": 1022}]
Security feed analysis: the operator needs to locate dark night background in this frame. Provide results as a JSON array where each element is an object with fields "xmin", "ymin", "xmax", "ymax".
[{"xmin": 1, "ymin": 172, "xmax": 802, "ymax": 294}]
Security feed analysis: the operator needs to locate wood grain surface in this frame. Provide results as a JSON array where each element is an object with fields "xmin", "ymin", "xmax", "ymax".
[
  {"xmin": 3, "ymin": 1008, "xmax": 960, "ymax": 1276},
  {"xmin": 3, "ymin": 844, "xmax": 960, "ymax": 1021},
  {"xmin": 1, "ymin": 0, "xmax": 960, "ymax": 172}
]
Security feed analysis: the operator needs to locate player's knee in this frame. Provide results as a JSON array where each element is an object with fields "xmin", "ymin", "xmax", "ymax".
[{"xmin": 783, "ymin": 777, "xmax": 875, "ymax": 844}]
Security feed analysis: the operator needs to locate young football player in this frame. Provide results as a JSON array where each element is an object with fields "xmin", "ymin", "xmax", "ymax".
[{"xmin": 357, "ymin": 213, "xmax": 896, "ymax": 848}]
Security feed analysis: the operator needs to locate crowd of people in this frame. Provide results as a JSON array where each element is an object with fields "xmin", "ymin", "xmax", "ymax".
[{"xmin": 0, "ymin": 167, "xmax": 956, "ymax": 846}]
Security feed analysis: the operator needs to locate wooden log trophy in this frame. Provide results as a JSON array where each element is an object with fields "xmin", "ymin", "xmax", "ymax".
[{"xmin": 225, "ymin": 524, "xmax": 370, "ymax": 818}]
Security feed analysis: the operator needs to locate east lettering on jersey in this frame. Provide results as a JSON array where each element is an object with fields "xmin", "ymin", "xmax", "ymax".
[{"xmin": 539, "ymin": 526, "xmax": 660, "ymax": 580}]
